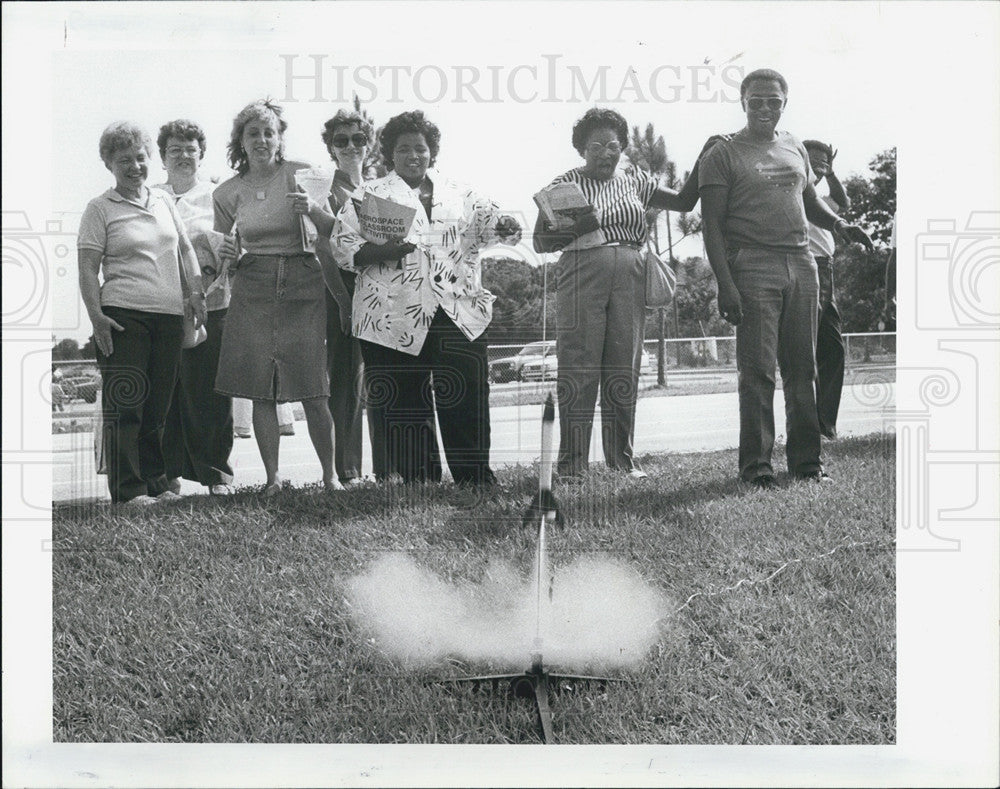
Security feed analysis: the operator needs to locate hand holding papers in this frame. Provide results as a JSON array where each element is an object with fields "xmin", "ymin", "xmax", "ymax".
[
  {"xmin": 355, "ymin": 191, "xmax": 418, "ymax": 245},
  {"xmin": 533, "ymin": 181, "xmax": 591, "ymax": 229},
  {"xmin": 293, "ymin": 167, "xmax": 335, "ymax": 252},
  {"xmin": 534, "ymin": 181, "xmax": 606, "ymax": 250}
]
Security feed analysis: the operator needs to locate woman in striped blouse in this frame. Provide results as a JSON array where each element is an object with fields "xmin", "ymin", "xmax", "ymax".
[{"xmin": 533, "ymin": 107, "xmax": 698, "ymax": 481}]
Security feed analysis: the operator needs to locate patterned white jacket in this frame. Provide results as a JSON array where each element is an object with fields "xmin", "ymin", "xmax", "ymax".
[{"xmin": 330, "ymin": 169, "xmax": 514, "ymax": 355}]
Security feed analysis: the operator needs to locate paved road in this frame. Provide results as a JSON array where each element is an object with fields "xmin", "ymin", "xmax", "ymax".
[{"xmin": 51, "ymin": 382, "xmax": 895, "ymax": 503}]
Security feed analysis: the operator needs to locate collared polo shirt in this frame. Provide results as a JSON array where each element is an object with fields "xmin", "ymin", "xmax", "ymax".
[{"xmin": 77, "ymin": 187, "xmax": 188, "ymax": 315}]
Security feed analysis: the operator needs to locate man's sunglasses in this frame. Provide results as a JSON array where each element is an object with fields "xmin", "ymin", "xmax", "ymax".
[
  {"xmin": 332, "ymin": 134, "xmax": 368, "ymax": 148},
  {"xmin": 746, "ymin": 97, "xmax": 785, "ymax": 111}
]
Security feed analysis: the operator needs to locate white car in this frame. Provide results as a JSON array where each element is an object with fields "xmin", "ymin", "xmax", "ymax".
[
  {"xmin": 520, "ymin": 348, "xmax": 653, "ymax": 381},
  {"xmin": 489, "ymin": 340, "xmax": 557, "ymax": 383}
]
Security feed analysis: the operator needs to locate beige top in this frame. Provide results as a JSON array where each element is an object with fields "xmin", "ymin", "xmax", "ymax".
[{"xmin": 77, "ymin": 187, "xmax": 199, "ymax": 316}]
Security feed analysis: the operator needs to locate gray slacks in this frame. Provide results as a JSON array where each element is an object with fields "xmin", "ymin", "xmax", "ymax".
[{"xmin": 556, "ymin": 244, "xmax": 646, "ymax": 476}]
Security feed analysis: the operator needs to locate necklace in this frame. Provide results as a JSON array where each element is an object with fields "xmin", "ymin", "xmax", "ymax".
[{"xmin": 245, "ymin": 165, "xmax": 281, "ymax": 201}]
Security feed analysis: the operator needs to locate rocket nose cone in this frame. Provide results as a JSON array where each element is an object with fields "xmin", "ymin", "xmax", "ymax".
[{"xmin": 543, "ymin": 393, "xmax": 555, "ymax": 422}]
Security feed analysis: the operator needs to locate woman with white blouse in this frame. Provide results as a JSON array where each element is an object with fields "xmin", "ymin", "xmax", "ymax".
[
  {"xmin": 331, "ymin": 110, "xmax": 520, "ymax": 486},
  {"xmin": 153, "ymin": 119, "xmax": 235, "ymax": 496}
]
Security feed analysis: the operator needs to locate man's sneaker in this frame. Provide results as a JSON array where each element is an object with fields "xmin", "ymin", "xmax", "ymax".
[
  {"xmin": 278, "ymin": 424, "xmax": 296, "ymax": 436},
  {"xmin": 797, "ymin": 471, "xmax": 834, "ymax": 484},
  {"xmin": 156, "ymin": 490, "xmax": 183, "ymax": 502},
  {"xmin": 626, "ymin": 468, "xmax": 649, "ymax": 480},
  {"xmin": 209, "ymin": 484, "xmax": 234, "ymax": 496},
  {"xmin": 749, "ymin": 474, "xmax": 777, "ymax": 490},
  {"xmin": 234, "ymin": 428, "xmax": 252, "ymax": 439}
]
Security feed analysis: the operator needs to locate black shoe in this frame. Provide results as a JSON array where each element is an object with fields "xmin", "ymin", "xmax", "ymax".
[
  {"xmin": 749, "ymin": 474, "xmax": 777, "ymax": 490},
  {"xmin": 797, "ymin": 471, "xmax": 833, "ymax": 483}
]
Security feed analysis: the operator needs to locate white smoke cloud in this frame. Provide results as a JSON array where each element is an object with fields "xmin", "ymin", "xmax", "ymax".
[{"xmin": 346, "ymin": 552, "xmax": 668, "ymax": 671}]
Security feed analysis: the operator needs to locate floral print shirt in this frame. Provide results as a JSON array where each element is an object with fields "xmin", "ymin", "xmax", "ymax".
[{"xmin": 330, "ymin": 169, "xmax": 511, "ymax": 355}]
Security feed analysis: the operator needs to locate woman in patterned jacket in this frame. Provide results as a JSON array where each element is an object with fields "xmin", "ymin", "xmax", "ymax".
[{"xmin": 331, "ymin": 110, "xmax": 521, "ymax": 486}]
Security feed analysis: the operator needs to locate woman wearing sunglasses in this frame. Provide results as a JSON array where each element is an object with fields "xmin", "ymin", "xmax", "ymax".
[
  {"xmin": 290, "ymin": 110, "xmax": 385, "ymax": 485},
  {"xmin": 532, "ymin": 107, "xmax": 695, "ymax": 482}
]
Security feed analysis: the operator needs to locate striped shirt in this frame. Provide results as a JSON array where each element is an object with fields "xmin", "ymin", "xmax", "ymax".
[{"xmin": 547, "ymin": 165, "xmax": 657, "ymax": 245}]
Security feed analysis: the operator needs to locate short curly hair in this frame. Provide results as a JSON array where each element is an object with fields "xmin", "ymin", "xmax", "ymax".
[
  {"xmin": 321, "ymin": 110, "xmax": 375, "ymax": 156},
  {"xmin": 99, "ymin": 121, "xmax": 153, "ymax": 167},
  {"xmin": 157, "ymin": 119, "xmax": 207, "ymax": 160},
  {"xmin": 571, "ymin": 108, "xmax": 629, "ymax": 156},
  {"xmin": 740, "ymin": 68, "xmax": 788, "ymax": 98},
  {"xmin": 226, "ymin": 99, "xmax": 287, "ymax": 176},
  {"xmin": 378, "ymin": 110, "xmax": 441, "ymax": 171}
]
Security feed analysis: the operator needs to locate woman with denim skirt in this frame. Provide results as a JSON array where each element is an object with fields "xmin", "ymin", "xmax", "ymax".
[{"xmin": 213, "ymin": 99, "xmax": 340, "ymax": 494}]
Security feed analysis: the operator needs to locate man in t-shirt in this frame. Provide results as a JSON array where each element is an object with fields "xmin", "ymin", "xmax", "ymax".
[
  {"xmin": 699, "ymin": 69, "xmax": 872, "ymax": 488},
  {"xmin": 803, "ymin": 139, "xmax": 851, "ymax": 439}
]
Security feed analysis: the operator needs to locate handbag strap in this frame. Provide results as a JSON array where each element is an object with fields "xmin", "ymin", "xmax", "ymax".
[{"xmin": 162, "ymin": 191, "xmax": 197, "ymax": 298}]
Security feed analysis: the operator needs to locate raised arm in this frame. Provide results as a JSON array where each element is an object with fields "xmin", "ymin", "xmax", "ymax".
[
  {"xmin": 824, "ymin": 147, "xmax": 850, "ymax": 212},
  {"xmin": 649, "ymin": 183, "xmax": 694, "ymax": 213},
  {"xmin": 804, "ymin": 182, "xmax": 873, "ymax": 250}
]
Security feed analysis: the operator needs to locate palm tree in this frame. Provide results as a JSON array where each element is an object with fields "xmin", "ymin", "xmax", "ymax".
[
  {"xmin": 627, "ymin": 123, "xmax": 669, "ymax": 255},
  {"xmin": 627, "ymin": 123, "xmax": 677, "ymax": 385},
  {"xmin": 352, "ymin": 94, "xmax": 386, "ymax": 179}
]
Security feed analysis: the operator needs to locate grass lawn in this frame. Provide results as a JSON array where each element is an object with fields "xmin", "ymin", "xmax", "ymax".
[{"xmin": 53, "ymin": 433, "xmax": 895, "ymax": 744}]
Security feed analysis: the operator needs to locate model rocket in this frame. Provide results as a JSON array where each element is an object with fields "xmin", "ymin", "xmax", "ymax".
[{"xmin": 523, "ymin": 393, "xmax": 563, "ymax": 528}]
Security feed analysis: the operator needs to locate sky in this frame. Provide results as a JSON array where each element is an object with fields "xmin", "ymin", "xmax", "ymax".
[{"xmin": 3, "ymin": 1, "xmax": 909, "ymax": 342}]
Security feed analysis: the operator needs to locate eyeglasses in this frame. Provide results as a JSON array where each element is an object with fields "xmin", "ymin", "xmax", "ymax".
[
  {"xmin": 166, "ymin": 145, "xmax": 201, "ymax": 157},
  {"xmin": 332, "ymin": 134, "xmax": 368, "ymax": 148},
  {"xmin": 585, "ymin": 140, "xmax": 623, "ymax": 155},
  {"xmin": 746, "ymin": 97, "xmax": 785, "ymax": 111}
]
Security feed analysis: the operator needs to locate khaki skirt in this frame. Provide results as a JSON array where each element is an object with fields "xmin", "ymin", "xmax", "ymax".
[{"xmin": 215, "ymin": 253, "xmax": 328, "ymax": 402}]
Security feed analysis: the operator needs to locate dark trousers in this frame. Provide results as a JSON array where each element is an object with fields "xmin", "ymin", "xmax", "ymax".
[
  {"xmin": 326, "ymin": 287, "xmax": 384, "ymax": 482},
  {"xmin": 731, "ymin": 248, "xmax": 822, "ymax": 480},
  {"xmin": 96, "ymin": 307, "xmax": 183, "ymax": 502},
  {"xmin": 359, "ymin": 308, "xmax": 494, "ymax": 485},
  {"xmin": 815, "ymin": 257, "xmax": 845, "ymax": 439},
  {"xmin": 163, "ymin": 308, "xmax": 235, "ymax": 486}
]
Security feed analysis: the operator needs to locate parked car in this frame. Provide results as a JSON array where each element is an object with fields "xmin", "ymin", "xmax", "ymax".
[
  {"xmin": 61, "ymin": 369, "xmax": 101, "ymax": 403},
  {"xmin": 489, "ymin": 340, "xmax": 556, "ymax": 383},
  {"xmin": 521, "ymin": 347, "xmax": 654, "ymax": 381}
]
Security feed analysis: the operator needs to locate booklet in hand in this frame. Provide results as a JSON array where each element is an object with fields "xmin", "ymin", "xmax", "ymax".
[
  {"xmin": 199, "ymin": 231, "xmax": 230, "ymax": 298},
  {"xmin": 356, "ymin": 192, "xmax": 418, "ymax": 245},
  {"xmin": 533, "ymin": 181, "xmax": 591, "ymax": 229},
  {"xmin": 295, "ymin": 167, "xmax": 335, "ymax": 252}
]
